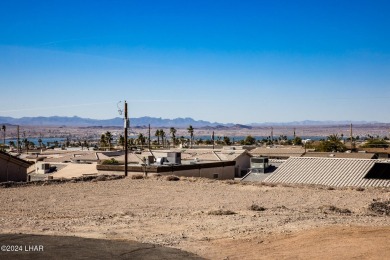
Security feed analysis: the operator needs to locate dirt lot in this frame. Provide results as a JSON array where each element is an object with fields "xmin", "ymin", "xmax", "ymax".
[{"xmin": 0, "ymin": 177, "xmax": 389, "ymax": 259}]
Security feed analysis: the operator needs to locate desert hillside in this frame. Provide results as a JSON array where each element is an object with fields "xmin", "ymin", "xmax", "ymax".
[{"xmin": 0, "ymin": 177, "xmax": 389, "ymax": 259}]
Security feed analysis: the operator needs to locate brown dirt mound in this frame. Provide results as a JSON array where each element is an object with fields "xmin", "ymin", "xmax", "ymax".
[{"xmin": 198, "ymin": 226, "xmax": 390, "ymax": 259}]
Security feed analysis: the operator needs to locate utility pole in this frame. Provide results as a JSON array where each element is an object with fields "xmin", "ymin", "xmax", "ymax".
[
  {"xmin": 124, "ymin": 101, "xmax": 129, "ymax": 177},
  {"xmin": 17, "ymin": 125, "xmax": 20, "ymax": 153},
  {"xmin": 212, "ymin": 131, "xmax": 215, "ymax": 150},
  {"xmin": 271, "ymin": 127, "xmax": 273, "ymax": 144},
  {"xmin": 293, "ymin": 128, "xmax": 296, "ymax": 139},
  {"xmin": 1, "ymin": 125, "xmax": 5, "ymax": 146},
  {"xmin": 148, "ymin": 124, "xmax": 151, "ymax": 150},
  {"xmin": 350, "ymin": 123, "xmax": 353, "ymax": 150}
]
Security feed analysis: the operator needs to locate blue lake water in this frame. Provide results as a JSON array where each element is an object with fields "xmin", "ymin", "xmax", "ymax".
[
  {"xmin": 170, "ymin": 135, "xmax": 324, "ymax": 141},
  {"xmin": 5, "ymin": 138, "xmax": 66, "ymax": 146}
]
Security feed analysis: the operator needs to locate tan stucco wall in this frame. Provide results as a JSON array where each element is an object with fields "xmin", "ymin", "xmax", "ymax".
[
  {"xmin": 157, "ymin": 165, "xmax": 235, "ymax": 180},
  {"xmin": 98, "ymin": 165, "xmax": 235, "ymax": 180}
]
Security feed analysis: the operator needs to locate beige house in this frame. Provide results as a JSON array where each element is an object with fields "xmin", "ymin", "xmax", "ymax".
[
  {"xmin": 104, "ymin": 148, "xmax": 252, "ymax": 178},
  {"xmin": 97, "ymin": 161, "xmax": 236, "ymax": 180},
  {"xmin": 0, "ymin": 151, "xmax": 32, "ymax": 182}
]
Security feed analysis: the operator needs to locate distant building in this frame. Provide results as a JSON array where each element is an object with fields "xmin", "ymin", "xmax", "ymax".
[
  {"xmin": 249, "ymin": 147, "xmax": 306, "ymax": 159},
  {"xmin": 357, "ymin": 148, "xmax": 390, "ymax": 159},
  {"xmin": 0, "ymin": 151, "xmax": 32, "ymax": 182},
  {"xmin": 302, "ymin": 152, "xmax": 377, "ymax": 160}
]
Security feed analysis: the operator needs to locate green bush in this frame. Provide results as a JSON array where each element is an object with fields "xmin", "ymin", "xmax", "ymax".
[{"xmin": 102, "ymin": 158, "xmax": 120, "ymax": 165}]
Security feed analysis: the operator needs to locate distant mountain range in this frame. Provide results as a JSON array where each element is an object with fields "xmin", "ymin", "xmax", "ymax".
[
  {"xmin": 0, "ymin": 116, "xmax": 385, "ymax": 128},
  {"xmin": 0, "ymin": 116, "xmax": 227, "ymax": 128}
]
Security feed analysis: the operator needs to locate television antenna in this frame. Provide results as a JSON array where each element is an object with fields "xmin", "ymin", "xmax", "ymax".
[{"xmin": 117, "ymin": 101, "xmax": 123, "ymax": 115}]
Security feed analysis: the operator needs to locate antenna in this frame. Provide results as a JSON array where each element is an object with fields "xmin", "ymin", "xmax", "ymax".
[{"xmin": 117, "ymin": 101, "xmax": 123, "ymax": 115}]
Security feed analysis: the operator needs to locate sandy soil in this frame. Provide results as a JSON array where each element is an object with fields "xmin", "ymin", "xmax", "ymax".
[{"xmin": 0, "ymin": 177, "xmax": 389, "ymax": 259}]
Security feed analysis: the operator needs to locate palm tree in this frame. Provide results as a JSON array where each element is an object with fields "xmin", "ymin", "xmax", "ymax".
[
  {"xmin": 9, "ymin": 141, "xmax": 15, "ymax": 148},
  {"xmin": 319, "ymin": 134, "xmax": 346, "ymax": 152},
  {"xmin": 155, "ymin": 129, "xmax": 161, "ymax": 146},
  {"xmin": 170, "ymin": 127, "xmax": 177, "ymax": 148},
  {"xmin": 105, "ymin": 131, "xmax": 113, "ymax": 150},
  {"xmin": 327, "ymin": 134, "xmax": 342, "ymax": 143},
  {"xmin": 187, "ymin": 125, "xmax": 194, "ymax": 148},
  {"xmin": 100, "ymin": 134, "xmax": 107, "ymax": 149},
  {"xmin": 38, "ymin": 138, "xmax": 42, "ymax": 149},
  {"xmin": 23, "ymin": 138, "xmax": 29, "ymax": 153},
  {"xmin": 160, "ymin": 129, "xmax": 166, "ymax": 148},
  {"xmin": 118, "ymin": 135, "xmax": 125, "ymax": 149},
  {"xmin": 137, "ymin": 133, "xmax": 145, "ymax": 148},
  {"xmin": 83, "ymin": 140, "xmax": 89, "ymax": 150}
]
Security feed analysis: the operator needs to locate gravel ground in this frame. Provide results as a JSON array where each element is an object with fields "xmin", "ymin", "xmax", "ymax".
[{"xmin": 0, "ymin": 177, "xmax": 389, "ymax": 259}]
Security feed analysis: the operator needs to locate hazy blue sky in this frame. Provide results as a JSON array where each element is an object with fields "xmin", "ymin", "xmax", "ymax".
[{"xmin": 1, "ymin": 0, "xmax": 389, "ymax": 124}]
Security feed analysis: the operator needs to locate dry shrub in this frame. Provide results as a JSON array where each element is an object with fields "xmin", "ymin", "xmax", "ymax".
[
  {"xmin": 187, "ymin": 177, "xmax": 198, "ymax": 182},
  {"xmin": 95, "ymin": 175, "xmax": 107, "ymax": 181},
  {"xmin": 262, "ymin": 182, "xmax": 277, "ymax": 187},
  {"xmin": 320, "ymin": 205, "xmax": 352, "ymax": 214},
  {"xmin": 224, "ymin": 180, "xmax": 239, "ymax": 185},
  {"xmin": 249, "ymin": 204, "xmax": 266, "ymax": 211},
  {"xmin": 355, "ymin": 187, "xmax": 365, "ymax": 192},
  {"xmin": 131, "ymin": 174, "xmax": 144, "ymax": 180},
  {"xmin": 166, "ymin": 175, "xmax": 180, "ymax": 181},
  {"xmin": 369, "ymin": 200, "xmax": 390, "ymax": 216},
  {"xmin": 208, "ymin": 209, "xmax": 236, "ymax": 216},
  {"xmin": 327, "ymin": 187, "xmax": 335, "ymax": 190}
]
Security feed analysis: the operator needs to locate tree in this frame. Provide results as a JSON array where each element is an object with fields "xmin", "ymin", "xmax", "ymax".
[
  {"xmin": 160, "ymin": 129, "xmax": 166, "ymax": 148},
  {"xmin": 9, "ymin": 141, "xmax": 15, "ymax": 148},
  {"xmin": 82, "ymin": 140, "xmax": 89, "ymax": 150},
  {"xmin": 170, "ymin": 127, "xmax": 177, "ymax": 147},
  {"xmin": 137, "ymin": 133, "xmax": 145, "ymax": 148},
  {"xmin": 361, "ymin": 138, "xmax": 389, "ymax": 148},
  {"xmin": 243, "ymin": 135, "xmax": 256, "ymax": 145},
  {"xmin": 223, "ymin": 136, "xmax": 231, "ymax": 145},
  {"xmin": 293, "ymin": 136, "xmax": 303, "ymax": 146},
  {"xmin": 38, "ymin": 138, "xmax": 43, "ymax": 149},
  {"xmin": 179, "ymin": 136, "xmax": 186, "ymax": 146},
  {"xmin": 187, "ymin": 125, "xmax": 194, "ymax": 148},
  {"xmin": 104, "ymin": 131, "xmax": 113, "ymax": 150},
  {"xmin": 196, "ymin": 138, "xmax": 203, "ymax": 145},
  {"xmin": 317, "ymin": 134, "xmax": 346, "ymax": 152},
  {"xmin": 22, "ymin": 138, "xmax": 29, "ymax": 153},
  {"xmin": 100, "ymin": 134, "xmax": 107, "ymax": 148},
  {"xmin": 118, "ymin": 135, "xmax": 125, "ymax": 149},
  {"xmin": 155, "ymin": 129, "xmax": 161, "ymax": 146}
]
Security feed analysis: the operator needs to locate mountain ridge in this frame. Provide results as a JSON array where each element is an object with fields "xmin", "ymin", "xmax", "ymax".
[{"xmin": 0, "ymin": 116, "xmax": 386, "ymax": 128}]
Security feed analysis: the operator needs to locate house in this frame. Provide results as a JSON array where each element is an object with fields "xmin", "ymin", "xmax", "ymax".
[
  {"xmin": 249, "ymin": 147, "xmax": 306, "ymax": 159},
  {"xmin": 103, "ymin": 149, "xmax": 252, "ymax": 178},
  {"xmin": 97, "ymin": 161, "xmax": 236, "ymax": 180},
  {"xmin": 0, "ymin": 151, "xmax": 33, "ymax": 182},
  {"xmin": 264, "ymin": 157, "xmax": 390, "ymax": 187},
  {"xmin": 302, "ymin": 152, "xmax": 377, "ymax": 159},
  {"xmin": 357, "ymin": 148, "xmax": 390, "ymax": 159}
]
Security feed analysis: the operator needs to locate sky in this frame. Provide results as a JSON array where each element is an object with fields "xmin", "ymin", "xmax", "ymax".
[{"xmin": 0, "ymin": 0, "xmax": 389, "ymax": 124}]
